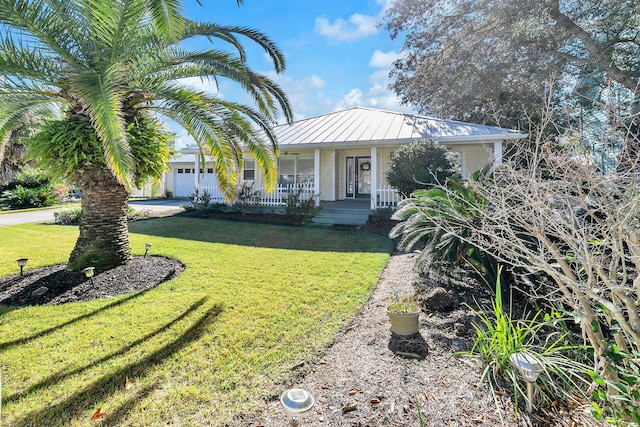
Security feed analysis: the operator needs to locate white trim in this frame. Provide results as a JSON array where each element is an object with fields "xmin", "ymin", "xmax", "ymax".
[
  {"xmin": 370, "ymin": 147, "xmax": 378, "ymax": 210},
  {"xmin": 314, "ymin": 149, "xmax": 321, "ymax": 206},
  {"xmin": 491, "ymin": 141, "xmax": 503, "ymax": 172},
  {"xmin": 194, "ymin": 153, "xmax": 200, "ymax": 190}
]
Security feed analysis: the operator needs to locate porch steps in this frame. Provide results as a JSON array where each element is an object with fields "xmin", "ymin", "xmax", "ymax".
[{"xmin": 312, "ymin": 201, "xmax": 372, "ymax": 226}]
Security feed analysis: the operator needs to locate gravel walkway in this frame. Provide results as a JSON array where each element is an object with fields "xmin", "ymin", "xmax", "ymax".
[{"xmin": 250, "ymin": 251, "xmax": 513, "ymax": 427}]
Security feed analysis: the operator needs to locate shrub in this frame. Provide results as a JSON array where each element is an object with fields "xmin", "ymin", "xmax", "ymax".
[
  {"xmin": 391, "ymin": 170, "xmax": 505, "ymax": 294},
  {"xmin": 54, "ymin": 206, "xmax": 151, "ymax": 225},
  {"xmin": 2, "ymin": 184, "xmax": 59, "ymax": 209},
  {"xmin": 284, "ymin": 189, "xmax": 319, "ymax": 221},
  {"xmin": 54, "ymin": 207, "xmax": 83, "ymax": 225},
  {"xmin": 386, "ymin": 139, "xmax": 458, "ymax": 197},
  {"xmin": 233, "ymin": 182, "xmax": 261, "ymax": 214}
]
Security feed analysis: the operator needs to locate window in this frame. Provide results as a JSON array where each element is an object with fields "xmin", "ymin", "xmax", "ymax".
[
  {"xmin": 278, "ymin": 156, "xmax": 314, "ymax": 187},
  {"xmin": 278, "ymin": 157, "xmax": 295, "ymax": 186},
  {"xmin": 243, "ymin": 159, "xmax": 256, "ymax": 181},
  {"xmin": 177, "ymin": 168, "xmax": 184, "ymax": 173},
  {"xmin": 296, "ymin": 158, "xmax": 314, "ymax": 185},
  {"xmin": 207, "ymin": 168, "xmax": 214, "ymax": 174}
]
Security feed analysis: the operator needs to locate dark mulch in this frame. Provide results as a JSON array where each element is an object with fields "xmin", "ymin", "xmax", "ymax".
[
  {"xmin": 0, "ymin": 256, "xmax": 184, "ymax": 307},
  {"xmin": 179, "ymin": 209, "xmax": 308, "ymax": 226}
]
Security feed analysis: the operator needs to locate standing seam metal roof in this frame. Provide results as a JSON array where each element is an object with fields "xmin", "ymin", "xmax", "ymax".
[{"xmin": 271, "ymin": 106, "xmax": 525, "ymax": 146}]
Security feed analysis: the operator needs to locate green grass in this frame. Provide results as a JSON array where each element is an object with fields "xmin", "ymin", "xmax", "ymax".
[
  {"xmin": 0, "ymin": 217, "xmax": 392, "ymax": 426},
  {"xmin": 0, "ymin": 202, "xmax": 80, "ymax": 215}
]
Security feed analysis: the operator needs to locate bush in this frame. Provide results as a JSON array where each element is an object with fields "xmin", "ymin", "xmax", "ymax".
[
  {"xmin": 54, "ymin": 206, "xmax": 151, "ymax": 225},
  {"xmin": 391, "ymin": 170, "xmax": 505, "ymax": 294},
  {"xmin": 0, "ymin": 166, "xmax": 62, "ymax": 210},
  {"xmin": 1, "ymin": 184, "xmax": 59, "ymax": 209},
  {"xmin": 54, "ymin": 207, "xmax": 83, "ymax": 225},
  {"xmin": 386, "ymin": 139, "xmax": 458, "ymax": 197},
  {"xmin": 284, "ymin": 189, "xmax": 319, "ymax": 221}
]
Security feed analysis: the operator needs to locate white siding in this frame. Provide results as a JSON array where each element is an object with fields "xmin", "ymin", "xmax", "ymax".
[{"xmin": 452, "ymin": 143, "xmax": 493, "ymax": 178}]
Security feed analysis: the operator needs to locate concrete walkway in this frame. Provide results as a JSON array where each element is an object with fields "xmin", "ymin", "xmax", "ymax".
[{"xmin": 0, "ymin": 198, "xmax": 190, "ymax": 226}]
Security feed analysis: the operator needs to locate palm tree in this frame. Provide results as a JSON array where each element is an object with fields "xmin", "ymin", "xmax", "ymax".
[{"xmin": 0, "ymin": 0, "xmax": 292, "ymax": 270}]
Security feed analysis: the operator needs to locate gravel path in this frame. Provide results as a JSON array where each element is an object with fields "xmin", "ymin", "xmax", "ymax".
[{"xmin": 250, "ymin": 251, "xmax": 513, "ymax": 427}]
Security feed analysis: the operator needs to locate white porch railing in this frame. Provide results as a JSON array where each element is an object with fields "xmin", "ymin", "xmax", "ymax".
[
  {"xmin": 196, "ymin": 182, "xmax": 316, "ymax": 207},
  {"xmin": 197, "ymin": 182, "xmax": 400, "ymax": 210},
  {"xmin": 375, "ymin": 185, "xmax": 401, "ymax": 209}
]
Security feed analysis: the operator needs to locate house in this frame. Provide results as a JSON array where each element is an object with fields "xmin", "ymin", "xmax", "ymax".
[{"xmin": 163, "ymin": 107, "xmax": 526, "ymax": 210}]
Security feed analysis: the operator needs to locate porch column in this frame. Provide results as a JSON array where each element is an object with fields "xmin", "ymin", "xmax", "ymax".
[
  {"xmin": 314, "ymin": 149, "xmax": 321, "ymax": 206},
  {"xmin": 194, "ymin": 152, "xmax": 200, "ymax": 194},
  {"xmin": 162, "ymin": 171, "xmax": 167, "ymax": 197},
  {"xmin": 329, "ymin": 149, "xmax": 336, "ymax": 201},
  {"xmin": 370, "ymin": 146, "xmax": 378, "ymax": 210}
]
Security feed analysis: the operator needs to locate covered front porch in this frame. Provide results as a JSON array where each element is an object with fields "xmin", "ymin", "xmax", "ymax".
[{"xmin": 191, "ymin": 145, "xmax": 401, "ymax": 210}]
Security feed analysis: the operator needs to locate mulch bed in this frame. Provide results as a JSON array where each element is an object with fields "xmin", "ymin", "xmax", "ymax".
[{"xmin": 0, "ymin": 256, "xmax": 184, "ymax": 306}]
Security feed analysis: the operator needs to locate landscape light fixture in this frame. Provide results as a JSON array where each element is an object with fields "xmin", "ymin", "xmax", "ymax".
[
  {"xmin": 82, "ymin": 267, "xmax": 95, "ymax": 287},
  {"xmin": 17, "ymin": 258, "xmax": 28, "ymax": 277},
  {"xmin": 510, "ymin": 352, "xmax": 543, "ymax": 413},
  {"xmin": 144, "ymin": 243, "xmax": 152, "ymax": 257},
  {"xmin": 280, "ymin": 388, "xmax": 314, "ymax": 426}
]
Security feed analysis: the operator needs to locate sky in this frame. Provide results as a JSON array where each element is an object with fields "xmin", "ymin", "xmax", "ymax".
[{"xmin": 175, "ymin": 0, "xmax": 414, "ymax": 147}]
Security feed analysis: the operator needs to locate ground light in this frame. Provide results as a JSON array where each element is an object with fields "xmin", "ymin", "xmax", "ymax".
[
  {"xmin": 510, "ymin": 352, "xmax": 543, "ymax": 413},
  {"xmin": 144, "ymin": 243, "xmax": 152, "ymax": 257},
  {"xmin": 280, "ymin": 388, "xmax": 314, "ymax": 426},
  {"xmin": 82, "ymin": 266, "xmax": 95, "ymax": 287},
  {"xmin": 17, "ymin": 258, "xmax": 28, "ymax": 277}
]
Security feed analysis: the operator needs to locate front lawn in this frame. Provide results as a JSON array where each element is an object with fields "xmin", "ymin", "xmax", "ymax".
[{"xmin": 0, "ymin": 218, "xmax": 392, "ymax": 426}]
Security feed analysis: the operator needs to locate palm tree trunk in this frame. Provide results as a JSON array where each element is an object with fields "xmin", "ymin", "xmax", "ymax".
[{"xmin": 67, "ymin": 167, "xmax": 132, "ymax": 271}]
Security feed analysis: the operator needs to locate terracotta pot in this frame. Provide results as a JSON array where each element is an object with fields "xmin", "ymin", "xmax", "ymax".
[{"xmin": 388, "ymin": 311, "xmax": 420, "ymax": 336}]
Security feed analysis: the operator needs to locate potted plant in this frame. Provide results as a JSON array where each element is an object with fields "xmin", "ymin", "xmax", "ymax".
[{"xmin": 387, "ymin": 295, "xmax": 421, "ymax": 336}]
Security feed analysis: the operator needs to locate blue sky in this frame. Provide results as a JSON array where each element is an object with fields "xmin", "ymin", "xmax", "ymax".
[{"xmin": 175, "ymin": 0, "xmax": 413, "ymax": 146}]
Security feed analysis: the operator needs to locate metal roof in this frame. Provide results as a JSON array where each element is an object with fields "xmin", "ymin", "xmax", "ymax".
[
  {"xmin": 271, "ymin": 106, "xmax": 526, "ymax": 147},
  {"xmin": 178, "ymin": 107, "xmax": 527, "ymax": 156}
]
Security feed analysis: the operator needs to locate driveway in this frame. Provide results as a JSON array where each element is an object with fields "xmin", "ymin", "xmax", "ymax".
[{"xmin": 0, "ymin": 198, "xmax": 191, "ymax": 226}]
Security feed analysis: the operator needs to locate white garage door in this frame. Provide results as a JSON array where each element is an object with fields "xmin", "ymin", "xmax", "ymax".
[
  {"xmin": 173, "ymin": 167, "xmax": 221, "ymax": 198},
  {"xmin": 173, "ymin": 167, "xmax": 196, "ymax": 197}
]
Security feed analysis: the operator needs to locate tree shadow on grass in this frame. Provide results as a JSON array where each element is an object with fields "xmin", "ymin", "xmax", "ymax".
[
  {"xmin": 11, "ymin": 300, "xmax": 223, "ymax": 427},
  {"xmin": 5, "ymin": 298, "xmax": 207, "ymax": 404},
  {"xmin": 0, "ymin": 290, "xmax": 147, "ymax": 351}
]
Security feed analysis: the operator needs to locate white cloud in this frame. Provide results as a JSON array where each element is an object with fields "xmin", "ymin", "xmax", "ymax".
[
  {"xmin": 176, "ymin": 77, "xmax": 220, "ymax": 95},
  {"xmin": 309, "ymin": 75, "xmax": 326, "ymax": 89},
  {"xmin": 314, "ymin": 0, "xmax": 398, "ymax": 42},
  {"xmin": 263, "ymin": 71, "xmax": 330, "ymax": 118},
  {"xmin": 314, "ymin": 13, "xmax": 379, "ymax": 41},
  {"xmin": 376, "ymin": 0, "xmax": 397, "ymax": 14},
  {"xmin": 369, "ymin": 49, "xmax": 401, "ymax": 68},
  {"xmin": 332, "ymin": 48, "xmax": 414, "ymax": 114}
]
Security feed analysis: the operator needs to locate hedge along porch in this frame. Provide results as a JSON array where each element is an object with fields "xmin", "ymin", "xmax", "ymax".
[{"xmin": 165, "ymin": 107, "xmax": 527, "ymax": 209}]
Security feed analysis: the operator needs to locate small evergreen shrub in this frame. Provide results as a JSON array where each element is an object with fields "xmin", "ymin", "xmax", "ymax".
[{"xmin": 386, "ymin": 139, "xmax": 458, "ymax": 197}]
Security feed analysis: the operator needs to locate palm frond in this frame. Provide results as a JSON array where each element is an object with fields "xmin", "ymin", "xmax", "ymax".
[
  {"xmin": 69, "ymin": 64, "xmax": 133, "ymax": 187},
  {"xmin": 0, "ymin": 36, "xmax": 62, "ymax": 83},
  {"xmin": 183, "ymin": 21, "xmax": 286, "ymax": 73},
  {"xmin": 0, "ymin": 0, "xmax": 81, "ymax": 64},
  {"xmin": 0, "ymin": 102, "xmax": 57, "ymax": 165},
  {"xmin": 144, "ymin": 0, "xmax": 184, "ymax": 41}
]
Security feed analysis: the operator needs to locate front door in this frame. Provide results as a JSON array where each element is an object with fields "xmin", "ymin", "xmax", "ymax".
[{"xmin": 346, "ymin": 156, "xmax": 371, "ymax": 198}]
